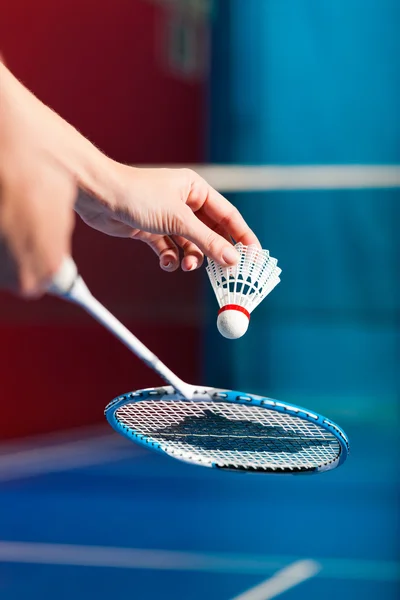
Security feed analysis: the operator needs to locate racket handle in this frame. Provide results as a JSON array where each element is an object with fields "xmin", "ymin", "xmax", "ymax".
[{"xmin": 49, "ymin": 257, "xmax": 194, "ymax": 399}]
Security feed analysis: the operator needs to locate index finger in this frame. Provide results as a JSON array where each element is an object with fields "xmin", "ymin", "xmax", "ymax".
[{"xmin": 199, "ymin": 186, "xmax": 261, "ymax": 248}]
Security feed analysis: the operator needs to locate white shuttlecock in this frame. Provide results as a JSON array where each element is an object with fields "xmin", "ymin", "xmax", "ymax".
[{"xmin": 206, "ymin": 243, "xmax": 281, "ymax": 339}]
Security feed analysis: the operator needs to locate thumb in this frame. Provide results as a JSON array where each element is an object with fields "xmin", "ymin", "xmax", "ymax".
[{"xmin": 178, "ymin": 207, "xmax": 239, "ymax": 267}]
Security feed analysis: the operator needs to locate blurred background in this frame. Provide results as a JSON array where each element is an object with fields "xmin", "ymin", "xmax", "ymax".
[{"xmin": 0, "ymin": 1, "xmax": 399, "ymax": 599}]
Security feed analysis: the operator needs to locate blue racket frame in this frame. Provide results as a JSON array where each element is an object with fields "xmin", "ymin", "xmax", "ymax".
[{"xmin": 105, "ymin": 387, "xmax": 349, "ymax": 474}]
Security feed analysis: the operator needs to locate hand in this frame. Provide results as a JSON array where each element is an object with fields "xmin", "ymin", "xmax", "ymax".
[
  {"xmin": 0, "ymin": 157, "xmax": 75, "ymax": 295},
  {"xmin": 76, "ymin": 165, "xmax": 260, "ymax": 272}
]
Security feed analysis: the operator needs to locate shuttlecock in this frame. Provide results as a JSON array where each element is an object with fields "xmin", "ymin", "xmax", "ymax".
[{"xmin": 206, "ymin": 243, "xmax": 281, "ymax": 339}]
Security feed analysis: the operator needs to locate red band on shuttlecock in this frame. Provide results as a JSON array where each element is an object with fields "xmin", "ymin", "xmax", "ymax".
[{"xmin": 218, "ymin": 304, "xmax": 250, "ymax": 320}]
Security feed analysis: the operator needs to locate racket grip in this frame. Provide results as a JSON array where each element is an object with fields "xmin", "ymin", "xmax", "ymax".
[{"xmin": 48, "ymin": 256, "xmax": 78, "ymax": 296}]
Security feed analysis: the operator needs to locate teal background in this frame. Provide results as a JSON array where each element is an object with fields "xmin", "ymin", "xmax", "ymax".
[{"xmin": 207, "ymin": 0, "xmax": 400, "ymax": 423}]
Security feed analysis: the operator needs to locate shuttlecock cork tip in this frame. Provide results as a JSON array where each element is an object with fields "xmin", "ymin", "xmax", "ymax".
[{"xmin": 217, "ymin": 305, "xmax": 250, "ymax": 340}]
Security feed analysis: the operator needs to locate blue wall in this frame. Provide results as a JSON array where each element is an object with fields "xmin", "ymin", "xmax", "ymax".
[{"xmin": 207, "ymin": 0, "xmax": 400, "ymax": 422}]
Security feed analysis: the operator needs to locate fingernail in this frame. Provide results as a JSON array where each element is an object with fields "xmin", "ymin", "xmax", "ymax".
[
  {"xmin": 187, "ymin": 257, "xmax": 198, "ymax": 271},
  {"xmin": 161, "ymin": 254, "xmax": 173, "ymax": 266},
  {"xmin": 161, "ymin": 258, "xmax": 173, "ymax": 269},
  {"xmin": 222, "ymin": 247, "xmax": 239, "ymax": 265}
]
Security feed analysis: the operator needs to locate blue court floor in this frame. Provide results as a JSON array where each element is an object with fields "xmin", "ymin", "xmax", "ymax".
[{"xmin": 0, "ymin": 422, "xmax": 398, "ymax": 599}]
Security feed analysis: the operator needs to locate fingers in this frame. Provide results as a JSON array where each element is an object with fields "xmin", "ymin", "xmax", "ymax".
[
  {"xmin": 159, "ymin": 242, "xmax": 179, "ymax": 271},
  {"xmin": 171, "ymin": 235, "xmax": 204, "ymax": 271},
  {"xmin": 195, "ymin": 211, "xmax": 234, "ymax": 244},
  {"xmin": 0, "ymin": 164, "xmax": 76, "ymax": 297},
  {"xmin": 19, "ymin": 197, "xmax": 75, "ymax": 297},
  {"xmin": 202, "ymin": 187, "xmax": 261, "ymax": 247},
  {"xmin": 176, "ymin": 206, "xmax": 240, "ymax": 267},
  {"xmin": 187, "ymin": 173, "xmax": 260, "ymax": 248},
  {"xmin": 136, "ymin": 231, "xmax": 204, "ymax": 272},
  {"xmin": 136, "ymin": 232, "xmax": 180, "ymax": 271}
]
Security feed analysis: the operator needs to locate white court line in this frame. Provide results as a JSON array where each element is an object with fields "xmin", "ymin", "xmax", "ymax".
[
  {"xmin": 0, "ymin": 542, "xmax": 398, "ymax": 582},
  {"xmin": 143, "ymin": 164, "xmax": 400, "ymax": 192},
  {"xmin": 229, "ymin": 560, "xmax": 321, "ymax": 600}
]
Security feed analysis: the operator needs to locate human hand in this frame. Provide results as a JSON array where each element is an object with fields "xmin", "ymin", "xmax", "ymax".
[
  {"xmin": 0, "ymin": 160, "xmax": 75, "ymax": 296},
  {"xmin": 76, "ymin": 165, "xmax": 260, "ymax": 272}
]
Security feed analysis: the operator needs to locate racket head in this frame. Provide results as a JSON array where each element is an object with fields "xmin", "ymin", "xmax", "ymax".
[{"xmin": 105, "ymin": 386, "xmax": 349, "ymax": 474}]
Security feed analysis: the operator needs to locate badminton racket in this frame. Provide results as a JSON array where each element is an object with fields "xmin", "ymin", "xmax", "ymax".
[{"xmin": 49, "ymin": 257, "xmax": 349, "ymax": 474}]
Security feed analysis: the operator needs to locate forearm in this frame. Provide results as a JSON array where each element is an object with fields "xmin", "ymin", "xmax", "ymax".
[{"xmin": 0, "ymin": 62, "xmax": 118, "ymax": 203}]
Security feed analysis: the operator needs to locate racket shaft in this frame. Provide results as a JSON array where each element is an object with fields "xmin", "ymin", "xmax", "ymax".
[{"xmin": 65, "ymin": 277, "xmax": 193, "ymax": 399}]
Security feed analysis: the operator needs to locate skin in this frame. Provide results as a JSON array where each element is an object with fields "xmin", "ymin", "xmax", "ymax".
[{"xmin": 0, "ymin": 62, "xmax": 260, "ymax": 297}]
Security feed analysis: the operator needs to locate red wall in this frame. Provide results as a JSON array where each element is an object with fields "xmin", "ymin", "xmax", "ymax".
[{"xmin": 0, "ymin": 0, "xmax": 206, "ymax": 438}]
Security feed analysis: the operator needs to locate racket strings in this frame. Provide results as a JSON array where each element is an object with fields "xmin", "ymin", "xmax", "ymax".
[{"xmin": 115, "ymin": 400, "xmax": 340, "ymax": 472}]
